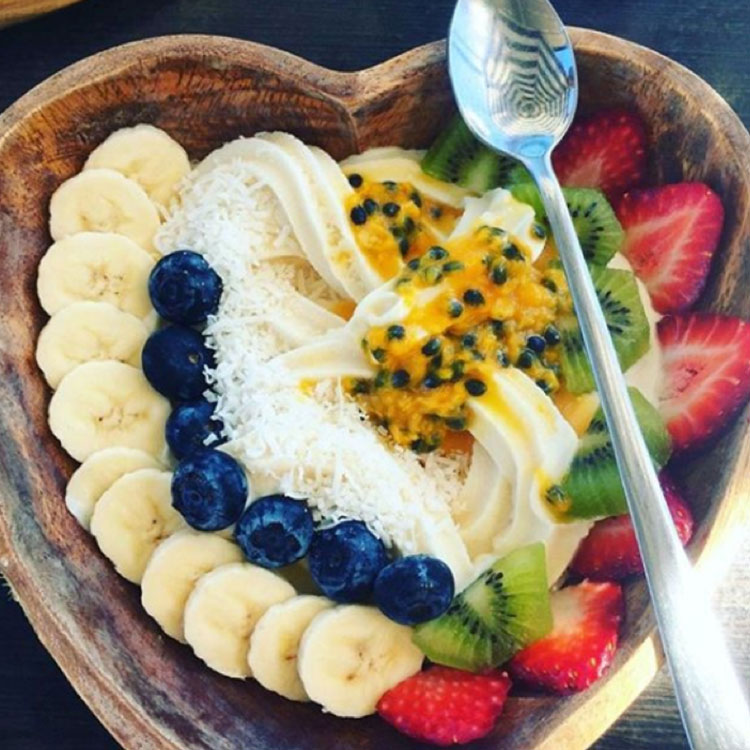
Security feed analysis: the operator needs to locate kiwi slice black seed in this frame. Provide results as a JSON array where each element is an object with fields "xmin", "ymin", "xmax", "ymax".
[
  {"xmin": 559, "ymin": 388, "xmax": 672, "ymax": 519},
  {"xmin": 563, "ymin": 188, "xmax": 624, "ymax": 265},
  {"xmin": 412, "ymin": 542, "xmax": 552, "ymax": 671},
  {"xmin": 421, "ymin": 114, "xmax": 520, "ymax": 192},
  {"xmin": 559, "ymin": 266, "xmax": 650, "ymax": 394},
  {"xmin": 510, "ymin": 182, "xmax": 624, "ymax": 265}
]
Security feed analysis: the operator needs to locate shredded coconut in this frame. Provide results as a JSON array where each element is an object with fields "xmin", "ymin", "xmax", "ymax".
[{"xmin": 156, "ymin": 155, "xmax": 469, "ymax": 554}]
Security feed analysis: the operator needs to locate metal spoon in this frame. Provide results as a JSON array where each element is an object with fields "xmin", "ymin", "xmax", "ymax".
[{"xmin": 448, "ymin": 1, "xmax": 750, "ymax": 747}]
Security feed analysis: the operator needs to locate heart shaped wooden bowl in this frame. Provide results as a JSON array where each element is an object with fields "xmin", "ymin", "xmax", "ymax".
[{"xmin": 1, "ymin": 31, "xmax": 749, "ymax": 750}]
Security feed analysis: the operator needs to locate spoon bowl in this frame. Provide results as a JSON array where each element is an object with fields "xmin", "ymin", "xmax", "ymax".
[{"xmin": 449, "ymin": 0, "xmax": 575, "ymax": 157}]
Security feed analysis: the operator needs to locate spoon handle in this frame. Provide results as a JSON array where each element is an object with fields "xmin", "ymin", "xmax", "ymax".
[{"xmin": 528, "ymin": 153, "xmax": 750, "ymax": 750}]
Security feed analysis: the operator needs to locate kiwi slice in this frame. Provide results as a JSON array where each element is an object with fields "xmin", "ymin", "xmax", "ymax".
[
  {"xmin": 561, "ymin": 188, "xmax": 624, "ymax": 265},
  {"xmin": 412, "ymin": 543, "xmax": 552, "ymax": 671},
  {"xmin": 557, "ymin": 388, "xmax": 672, "ymax": 519},
  {"xmin": 509, "ymin": 180, "xmax": 545, "ymax": 218},
  {"xmin": 510, "ymin": 182, "xmax": 624, "ymax": 265},
  {"xmin": 421, "ymin": 114, "xmax": 521, "ymax": 192},
  {"xmin": 559, "ymin": 267, "xmax": 650, "ymax": 394}
]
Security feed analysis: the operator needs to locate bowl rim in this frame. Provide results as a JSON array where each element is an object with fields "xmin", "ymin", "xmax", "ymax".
[{"xmin": 1, "ymin": 30, "xmax": 749, "ymax": 750}]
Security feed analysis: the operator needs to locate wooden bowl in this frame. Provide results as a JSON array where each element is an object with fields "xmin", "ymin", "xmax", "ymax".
[
  {"xmin": 1, "ymin": 31, "xmax": 749, "ymax": 750},
  {"xmin": 0, "ymin": 0, "xmax": 84, "ymax": 28}
]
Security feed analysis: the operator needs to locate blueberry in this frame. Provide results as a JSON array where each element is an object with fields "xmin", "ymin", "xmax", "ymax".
[
  {"xmin": 148, "ymin": 250, "xmax": 222, "ymax": 325},
  {"xmin": 142, "ymin": 325, "xmax": 214, "ymax": 401},
  {"xmin": 166, "ymin": 399, "xmax": 225, "ymax": 459},
  {"xmin": 428, "ymin": 246, "xmax": 448, "ymax": 260},
  {"xmin": 363, "ymin": 198, "xmax": 379, "ymax": 215},
  {"xmin": 172, "ymin": 449, "xmax": 247, "ymax": 531},
  {"xmin": 374, "ymin": 555, "xmax": 454, "ymax": 625},
  {"xmin": 308, "ymin": 520, "xmax": 387, "ymax": 602},
  {"xmin": 234, "ymin": 495, "xmax": 314, "ymax": 568},
  {"xmin": 348, "ymin": 173, "xmax": 363, "ymax": 188},
  {"xmin": 383, "ymin": 201, "xmax": 400, "ymax": 217}
]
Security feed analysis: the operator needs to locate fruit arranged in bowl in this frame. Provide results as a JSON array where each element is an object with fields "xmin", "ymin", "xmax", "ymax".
[
  {"xmin": 3, "ymin": 33, "xmax": 750, "ymax": 750},
  {"xmin": 30, "ymin": 79, "xmax": 750, "ymax": 745}
]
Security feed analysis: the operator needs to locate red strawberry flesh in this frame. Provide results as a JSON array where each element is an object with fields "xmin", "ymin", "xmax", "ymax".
[
  {"xmin": 377, "ymin": 666, "xmax": 511, "ymax": 746},
  {"xmin": 617, "ymin": 182, "xmax": 724, "ymax": 313},
  {"xmin": 658, "ymin": 313, "xmax": 750, "ymax": 452},
  {"xmin": 552, "ymin": 108, "xmax": 647, "ymax": 198},
  {"xmin": 508, "ymin": 581, "xmax": 623, "ymax": 694},
  {"xmin": 571, "ymin": 472, "xmax": 694, "ymax": 581}
]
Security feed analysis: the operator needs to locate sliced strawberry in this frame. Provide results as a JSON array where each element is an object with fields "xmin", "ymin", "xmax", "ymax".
[
  {"xmin": 616, "ymin": 183, "xmax": 724, "ymax": 313},
  {"xmin": 570, "ymin": 472, "xmax": 694, "ymax": 581},
  {"xmin": 552, "ymin": 108, "xmax": 647, "ymax": 198},
  {"xmin": 508, "ymin": 581, "xmax": 623, "ymax": 694},
  {"xmin": 377, "ymin": 666, "xmax": 511, "ymax": 746},
  {"xmin": 658, "ymin": 313, "xmax": 750, "ymax": 452}
]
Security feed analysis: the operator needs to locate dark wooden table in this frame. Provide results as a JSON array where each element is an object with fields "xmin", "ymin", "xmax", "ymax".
[{"xmin": 1, "ymin": 1, "xmax": 749, "ymax": 748}]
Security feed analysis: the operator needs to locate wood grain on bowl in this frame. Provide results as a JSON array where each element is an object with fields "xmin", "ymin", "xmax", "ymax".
[
  {"xmin": 0, "ymin": 32, "xmax": 749, "ymax": 750},
  {"xmin": 0, "ymin": 0, "xmax": 83, "ymax": 27}
]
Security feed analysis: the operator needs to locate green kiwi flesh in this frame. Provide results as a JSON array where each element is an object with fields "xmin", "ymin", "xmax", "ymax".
[
  {"xmin": 421, "ymin": 114, "xmax": 522, "ymax": 192},
  {"xmin": 559, "ymin": 267, "xmax": 650, "ymax": 394},
  {"xmin": 412, "ymin": 543, "xmax": 552, "ymax": 671},
  {"xmin": 510, "ymin": 181, "xmax": 624, "ymax": 265},
  {"xmin": 556, "ymin": 388, "xmax": 672, "ymax": 519}
]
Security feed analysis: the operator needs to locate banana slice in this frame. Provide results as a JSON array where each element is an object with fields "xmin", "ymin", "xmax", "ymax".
[
  {"xmin": 141, "ymin": 530, "xmax": 244, "ymax": 642},
  {"xmin": 36, "ymin": 301, "xmax": 148, "ymax": 388},
  {"xmin": 84, "ymin": 124, "xmax": 190, "ymax": 207},
  {"xmin": 248, "ymin": 595, "xmax": 334, "ymax": 701},
  {"xmin": 297, "ymin": 605, "xmax": 423, "ymax": 717},
  {"xmin": 48, "ymin": 360, "xmax": 169, "ymax": 462},
  {"xmin": 49, "ymin": 168, "xmax": 161, "ymax": 253},
  {"xmin": 37, "ymin": 232, "xmax": 154, "ymax": 318},
  {"xmin": 90, "ymin": 469, "xmax": 185, "ymax": 583},
  {"xmin": 183, "ymin": 562, "xmax": 295, "ymax": 678},
  {"xmin": 66, "ymin": 446, "xmax": 162, "ymax": 529}
]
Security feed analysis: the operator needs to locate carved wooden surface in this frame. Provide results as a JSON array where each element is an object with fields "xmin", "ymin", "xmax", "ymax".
[{"xmin": 0, "ymin": 31, "xmax": 749, "ymax": 750}]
